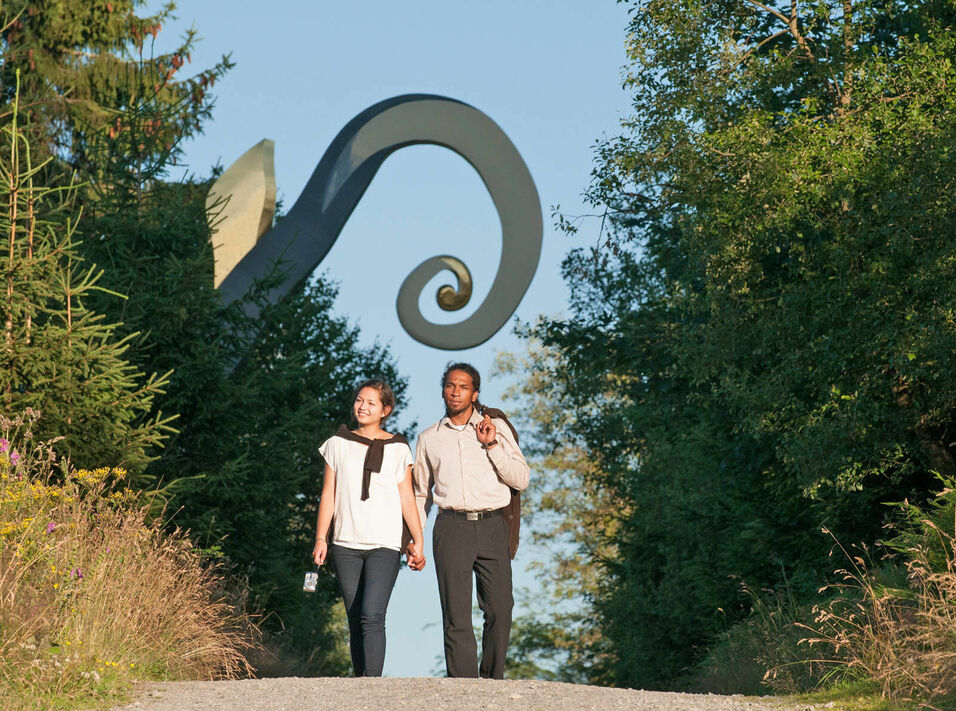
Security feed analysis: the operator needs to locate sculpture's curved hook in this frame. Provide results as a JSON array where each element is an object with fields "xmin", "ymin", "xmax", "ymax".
[{"xmin": 210, "ymin": 94, "xmax": 542, "ymax": 350}]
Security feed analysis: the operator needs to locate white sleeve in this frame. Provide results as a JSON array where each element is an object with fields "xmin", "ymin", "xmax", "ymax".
[
  {"xmin": 394, "ymin": 443, "xmax": 413, "ymax": 483},
  {"xmin": 485, "ymin": 419, "xmax": 530, "ymax": 491},
  {"xmin": 318, "ymin": 437, "xmax": 337, "ymax": 471}
]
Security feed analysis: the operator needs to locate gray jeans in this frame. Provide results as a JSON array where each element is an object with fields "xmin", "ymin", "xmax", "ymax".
[{"xmin": 331, "ymin": 544, "xmax": 401, "ymax": 677}]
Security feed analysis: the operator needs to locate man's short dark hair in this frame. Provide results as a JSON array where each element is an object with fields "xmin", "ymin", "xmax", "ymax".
[{"xmin": 442, "ymin": 362, "xmax": 480, "ymax": 392}]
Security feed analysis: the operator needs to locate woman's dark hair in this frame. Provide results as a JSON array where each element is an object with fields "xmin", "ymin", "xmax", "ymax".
[
  {"xmin": 352, "ymin": 378, "xmax": 395, "ymax": 420},
  {"xmin": 441, "ymin": 362, "xmax": 481, "ymax": 393}
]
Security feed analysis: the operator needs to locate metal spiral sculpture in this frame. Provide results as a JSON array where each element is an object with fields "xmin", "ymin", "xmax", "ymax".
[{"xmin": 208, "ymin": 94, "xmax": 542, "ymax": 350}]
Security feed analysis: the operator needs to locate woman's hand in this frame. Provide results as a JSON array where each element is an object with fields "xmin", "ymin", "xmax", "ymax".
[
  {"xmin": 405, "ymin": 539, "xmax": 426, "ymax": 571},
  {"xmin": 313, "ymin": 464, "xmax": 336, "ymax": 567},
  {"xmin": 313, "ymin": 539, "xmax": 328, "ymax": 566}
]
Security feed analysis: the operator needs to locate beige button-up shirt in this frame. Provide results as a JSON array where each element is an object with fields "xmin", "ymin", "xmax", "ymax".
[{"xmin": 413, "ymin": 407, "xmax": 530, "ymax": 524}]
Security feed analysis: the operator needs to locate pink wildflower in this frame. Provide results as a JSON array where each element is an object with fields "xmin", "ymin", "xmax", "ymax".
[
  {"xmin": 46, "ymin": 522, "xmax": 56, "ymax": 533},
  {"xmin": 0, "ymin": 438, "xmax": 7, "ymax": 453},
  {"xmin": 9, "ymin": 451, "xmax": 19, "ymax": 465},
  {"xmin": 71, "ymin": 568, "xmax": 83, "ymax": 580}
]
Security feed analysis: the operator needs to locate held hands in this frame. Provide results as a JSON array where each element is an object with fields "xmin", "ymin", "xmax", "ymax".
[
  {"xmin": 319, "ymin": 537, "xmax": 424, "ymax": 570},
  {"xmin": 476, "ymin": 415, "xmax": 497, "ymax": 448},
  {"xmin": 405, "ymin": 539, "xmax": 426, "ymax": 571},
  {"xmin": 312, "ymin": 539, "xmax": 328, "ymax": 566}
]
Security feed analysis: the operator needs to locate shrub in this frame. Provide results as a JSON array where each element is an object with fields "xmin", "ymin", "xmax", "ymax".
[
  {"xmin": 806, "ymin": 486, "xmax": 956, "ymax": 706},
  {"xmin": 0, "ymin": 410, "xmax": 255, "ymax": 709},
  {"xmin": 690, "ymin": 583, "xmax": 833, "ymax": 695}
]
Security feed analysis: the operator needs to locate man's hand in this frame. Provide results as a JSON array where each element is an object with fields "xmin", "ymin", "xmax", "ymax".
[
  {"xmin": 406, "ymin": 540, "xmax": 426, "ymax": 571},
  {"xmin": 476, "ymin": 415, "xmax": 497, "ymax": 448}
]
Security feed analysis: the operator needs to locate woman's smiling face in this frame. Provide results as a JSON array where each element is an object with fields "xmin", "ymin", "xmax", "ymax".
[{"xmin": 354, "ymin": 386, "xmax": 391, "ymax": 426}]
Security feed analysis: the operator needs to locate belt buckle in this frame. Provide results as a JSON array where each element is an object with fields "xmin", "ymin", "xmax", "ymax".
[{"xmin": 466, "ymin": 511, "xmax": 479, "ymax": 521}]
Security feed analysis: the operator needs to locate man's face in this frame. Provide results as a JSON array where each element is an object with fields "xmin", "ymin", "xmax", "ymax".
[{"xmin": 443, "ymin": 369, "xmax": 478, "ymax": 417}]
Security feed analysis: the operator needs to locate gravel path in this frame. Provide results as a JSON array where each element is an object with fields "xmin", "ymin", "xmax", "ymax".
[{"xmin": 112, "ymin": 677, "xmax": 814, "ymax": 711}]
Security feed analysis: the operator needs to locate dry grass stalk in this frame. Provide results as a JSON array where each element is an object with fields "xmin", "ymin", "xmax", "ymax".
[
  {"xmin": 804, "ymin": 514, "xmax": 956, "ymax": 706},
  {"xmin": 0, "ymin": 410, "xmax": 257, "ymax": 708}
]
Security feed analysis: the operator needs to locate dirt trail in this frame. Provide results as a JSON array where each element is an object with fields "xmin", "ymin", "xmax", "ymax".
[{"xmin": 112, "ymin": 677, "xmax": 815, "ymax": 711}]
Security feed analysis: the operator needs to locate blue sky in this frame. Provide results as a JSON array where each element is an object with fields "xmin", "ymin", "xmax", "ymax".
[{"xmin": 153, "ymin": 0, "xmax": 632, "ymax": 677}]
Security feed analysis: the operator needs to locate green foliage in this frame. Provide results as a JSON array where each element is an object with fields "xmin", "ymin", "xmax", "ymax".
[
  {"xmin": 0, "ymin": 0, "xmax": 232, "ymax": 176},
  {"xmin": 885, "ymin": 476, "xmax": 956, "ymax": 570},
  {"xmin": 690, "ymin": 585, "xmax": 827, "ymax": 695},
  {"xmin": 0, "ymin": 85, "xmax": 171, "ymax": 473},
  {"xmin": 522, "ymin": 0, "xmax": 956, "ymax": 691},
  {"xmin": 672, "ymin": 34, "xmax": 956, "ymax": 507},
  {"xmin": 496, "ymin": 347, "xmax": 616, "ymax": 684},
  {"xmin": 69, "ymin": 74, "xmax": 405, "ymax": 675},
  {"xmin": 796, "ymin": 682, "xmax": 909, "ymax": 711},
  {"xmin": 68, "ymin": 87, "xmax": 407, "ymax": 672},
  {"xmin": 2, "ymin": 1, "xmax": 402, "ymax": 674},
  {"xmin": 167, "ymin": 274, "xmax": 407, "ymax": 675},
  {"xmin": 524, "ymin": 258, "xmax": 814, "ymax": 687}
]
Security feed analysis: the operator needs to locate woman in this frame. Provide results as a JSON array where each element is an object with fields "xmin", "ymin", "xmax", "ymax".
[{"xmin": 312, "ymin": 379, "xmax": 425, "ymax": 677}]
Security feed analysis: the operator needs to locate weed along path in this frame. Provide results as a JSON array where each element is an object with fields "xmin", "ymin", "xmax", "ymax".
[{"xmin": 112, "ymin": 677, "xmax": 806, "ymax": 711}]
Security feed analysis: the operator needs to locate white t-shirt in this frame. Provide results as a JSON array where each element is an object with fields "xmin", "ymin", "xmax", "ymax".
[{"xmin": 319, "ymin": 435, "xmax": 412, "ymax": 551}]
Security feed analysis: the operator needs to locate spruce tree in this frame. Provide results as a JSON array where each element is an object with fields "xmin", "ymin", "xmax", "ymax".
[
  {"xmin": 74, "ymin": 94, "xmax": 409, "ymax": 673},
  {"xmin": 2, "ymin": 2, "xmax": 409, "ymax": 674},
  {"xmin": 0, "ymin": 0, "xmax": 231, "ymax": 177},
  {"xmin": 0, "ymin": 81, "xmax": 171, "ymax": 473}
]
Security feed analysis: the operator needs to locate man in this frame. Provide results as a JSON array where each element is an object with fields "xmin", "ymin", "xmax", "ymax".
[{"xmin": 410, "ymin": 362, "xmax": 530, "ymax": 679}]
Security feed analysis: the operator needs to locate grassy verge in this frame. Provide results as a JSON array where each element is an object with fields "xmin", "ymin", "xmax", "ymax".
[
  {"xmin": 795, "ymin": 680, "xmax": 915, "ymax": 710},
  {"xmin": 0, "ymin": 411, "xmax": 256, "ymax": 709},
  {"xmin": 688, "ymin": 582, "xmax": 831, "ymax": 696},
  {"xmin": 692, "ymin": 482, "xmax": 956, "ymax": 710}
]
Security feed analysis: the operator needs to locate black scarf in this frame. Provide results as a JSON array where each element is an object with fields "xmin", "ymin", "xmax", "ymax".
[{"xmin": 334, "ymin": 425, "xmax": 409, "ymax": 501}]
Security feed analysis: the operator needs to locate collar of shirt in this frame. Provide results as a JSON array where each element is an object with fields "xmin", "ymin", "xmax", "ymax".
[{"xmin": 438, "ymin": 407, "xmax": 483, "ymax": 431}]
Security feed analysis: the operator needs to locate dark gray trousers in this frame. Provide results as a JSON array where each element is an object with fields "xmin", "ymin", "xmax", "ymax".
[
  {"xmin": 330, "ymin": 544, "xmax": 401, "ymax": 677},
  {"xmin": 433, "ymin": 512, "xmax": 513, "ymax": 679}
]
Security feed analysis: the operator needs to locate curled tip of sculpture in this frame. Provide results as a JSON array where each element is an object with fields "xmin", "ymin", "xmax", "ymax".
[
  {"xmin": 211, "ymin": 95, "xmax": 541, "ymax": 350},
  {"xmin": 436, "ymin": 256, "xmax": 472, "ymax": 312}
]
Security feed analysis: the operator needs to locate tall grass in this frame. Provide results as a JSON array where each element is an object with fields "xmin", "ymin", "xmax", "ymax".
[
  {"xmin": 689, "ymin": 581, "xmax": 834, "ymax": 695},
  {"xmin": 681, "ymin": 486, "xmax": 956, "ymax": 705},
  {"xmin": 805, "ymin": 484, "xmax": 956, "ymax": 707},
  {"xmin": 0, "ymin": 410, "xmax": 256, "ymax": 709}
]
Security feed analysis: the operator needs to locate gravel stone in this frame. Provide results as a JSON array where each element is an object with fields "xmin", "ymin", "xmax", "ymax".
[{"xmin": 111, "ymin": 677, "xmax": 806, "ymax": 711}]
